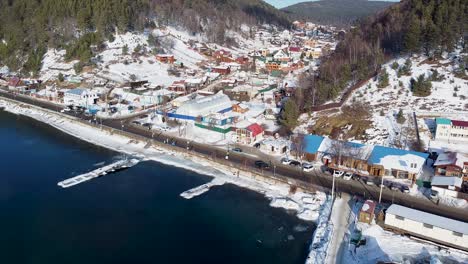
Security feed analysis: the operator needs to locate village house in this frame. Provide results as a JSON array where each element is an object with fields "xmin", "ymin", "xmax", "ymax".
[
  {"xmin": 272, "ymin": 49, "xmax": 290, "ymax": 62},
  {"xmin": 431, "ymin": 176, "xmax": 463, "ymax": 198},
  {"xmin": 236, "ymin": 122, "xmax": 264, "ymax": 145},
  {"xmin": 435, "ymin": 118, "xmax": 468, "ymax": 143},
  {"xmin": 156, "ymin": 54, "xmax": 175, "ymax": 64},
  {"xmin": 301, "ymin": 135, "xmax": 429, "ymax": 181},
  {"xmin": 63, "ymin": 88, "xmax": 99, "ymax": 108},
  {"xmin": 211, "ymin": 66, "xmax": 231, "ymax": 75},
  {"xmin": 434, "ymin": 151, "xmax": 468, "ymax": 182},
  {"xmin": 168, "ymin": 80, "xmax": 187, "ymax": 94},
  {"xmin": 232, "ymin": 103, "xmax": 249, "ymax": 114},
  {"xmin": 302, "ymin": 135, "xmax": 324, "ymax": 161},
  {"xmin": 172, "ymin": 91, "xmax": 232, "ymax": 120},
  {"xmin": 260, "ymin": 137, "xmax": 289, "ymax": 155},
  {"xmin": 367, "ymin": 146, "xmax": 428, "ymax": 182},
  {"xmin": 213, "ymin": 49, "xmax": 234, "ymax": 63},
  {"xmin": 359, "ymin": 200, "xmax": 377, "ymax": 224},
  {"xmin": 318, "ymin": 138, "xmax": 374, "ymax": 176}
]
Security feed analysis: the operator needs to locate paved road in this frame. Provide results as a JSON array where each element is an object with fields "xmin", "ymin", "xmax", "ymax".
[{"xmin": 2, "ymin": 89, "xmax": 468, "ymax": 223}]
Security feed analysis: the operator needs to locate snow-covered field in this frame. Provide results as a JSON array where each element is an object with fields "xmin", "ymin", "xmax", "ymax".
[{"xmin": 0, "ymin": 98, "xmax": 326, "ymax": 223}]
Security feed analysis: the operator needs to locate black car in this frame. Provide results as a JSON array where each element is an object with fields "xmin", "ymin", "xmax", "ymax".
[
  {"xmin": 289, "ymin": 160, "xmax": 301, "ymax": 167},
  {"xmin": 232, "ymin": 148, "xmax": 242, "ymax": 153},
  {"xmin": 401, "ymin": 185, "xmax": 410, "ymax": 193},
  {"xmin": 253, "ymin": 143, "xmax": 261, "ymax": 148},
  {"xmin": 255, "ymin": 160, "xmax": 270, "ymax": 169}
]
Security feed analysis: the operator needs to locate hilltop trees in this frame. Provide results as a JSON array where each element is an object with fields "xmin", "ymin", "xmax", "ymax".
[
  {"xmin": 0, "ymin": 0, "xmax": 289, "ymax": 75},
  {"xmin": 410, "ymin": 74, "xmax": 432, "ymax": 97},
  {"xmin": 299, "ymin": 0, "xmax": 466, "ymax": 111}
]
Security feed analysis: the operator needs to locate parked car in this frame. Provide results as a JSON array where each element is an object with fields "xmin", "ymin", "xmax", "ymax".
[
  {"xmin": 281, "ymin": 158, "xmax": 292, "ymax": 165},
  {"xmin": 352, "ymin": 174, "xmax": 361, "ymax": 181},
  {"xmin": 333, "ymin": 170, "xmax": 344, "ymax": 178},
  {"xmin": 343, "ymin": 172, "xmax": 353, "ymax": 180},
  {"xmin": 289, "ymin": 160, "xmax": 301, "ymax": 167},
  {"xmin": 302, "ymin": 163, "xmax": 314, "ymax": 172},
  {"xmin": 142, "ymin": 123, "xmax": 153, "ymax": 129},
  {"xmin": 430, "ymin": 190, "xmax": 439, "ymax": 201},
  {"xmin": 132, "ymin": 120, "xmax": 142, "ymax": 125},
  {"xmin": 255, "ymin": 160, "xmax": 270, "ymax": 169},
  {"xmin": 253, "ymin": 143, "xmax": 261, "ymax": 148},
  {"xmin": 361, "ymin": 176, "xmax": 374, "ymax": 185},
  {"xmin": 401, "ymin": 185, "xmax": 410, "ymax": 193},
  {"xmin": 231, "ymin": 147, "xmax": 242, "ymax": 153},
  {"xmin": 390, "ymin": 183, "xmax": 400, "ymax": 191}
]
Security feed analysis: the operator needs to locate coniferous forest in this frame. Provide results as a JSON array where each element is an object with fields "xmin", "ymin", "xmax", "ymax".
[{"xmin": 0, "ymin": 0, "xmax": 289, "ymax": 73}]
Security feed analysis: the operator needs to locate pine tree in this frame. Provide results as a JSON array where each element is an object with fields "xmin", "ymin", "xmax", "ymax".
[
  {"xmin": 377, "ymin": 69, "xmax": 389, "ymax": 88},
  {"xmin": 280, "ymin": 99, "xmax": 299, "ymax": 131},
  {"xmin": 396, "ymin": 109, "xmax": 405, "ymax": 124},
  {"xmin": 404, "ymin": 13, "xmax": 421, "ymax": 53}
]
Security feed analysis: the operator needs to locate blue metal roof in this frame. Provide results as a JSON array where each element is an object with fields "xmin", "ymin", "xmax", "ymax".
[
  {"xmin": 304, "ymin": 135, "xmax": 324, "ymax": 154},
  {"xmin": 368, "ymin": 145, "xmax": 429, "ymax": 165},
  {"xmin": 66, "ymin": 88, "xmax": 85, "ymax": 95}
]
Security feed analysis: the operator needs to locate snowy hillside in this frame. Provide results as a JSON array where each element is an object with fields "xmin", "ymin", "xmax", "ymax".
[
  {"xmin": 358, "ymin": 53, "xmax": 467, "ymax": 150},
  {"xmin": 297, "ymin": 51, "xmax": 467, "ymax": 153}
]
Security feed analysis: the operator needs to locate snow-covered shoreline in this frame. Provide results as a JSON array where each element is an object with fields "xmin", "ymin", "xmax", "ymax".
[{"xmin": 0, "ymin": 97, "xmax": 327, "ymax": 223}]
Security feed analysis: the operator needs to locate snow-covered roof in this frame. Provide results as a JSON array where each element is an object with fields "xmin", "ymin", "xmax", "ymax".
[
  {"xmin": 176, "ymin": 91, "xmax": 232, "ymax": 117},
  {"xmin": 386, "ymin": 204, "xmax": 468, "ymax": 235},
  {"xmin": 433, "ymin": 151, "xmax": 468, "ymax": 168},
  {"xmin": 318, "ymin": 138, "xmax": 374, "ymax": 161},
  {"xmin": 431, "ymin": 176, "xmax": 463, "ymax": 187},
  {"xmin": 66, "ymin": 88, "xmax": 86, "ymax": 95},
  {"xmin": 368, "ymin": 146, "xmax": 428, "ymax": 174}
]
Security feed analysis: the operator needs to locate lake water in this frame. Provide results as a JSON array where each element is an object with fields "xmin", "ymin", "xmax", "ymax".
[{"xmin": 0, "ymin": 111, "xmax": 314, "ymax": 264}]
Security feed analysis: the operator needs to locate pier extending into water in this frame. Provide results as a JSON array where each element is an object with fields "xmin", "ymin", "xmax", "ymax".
[
  {"xmin": 180, "ymin": 178, "xmax": 226, "ymax": 199},
  {"xmin": 57, "ymin": 158, "xmax": 140, "ymax": 188}
]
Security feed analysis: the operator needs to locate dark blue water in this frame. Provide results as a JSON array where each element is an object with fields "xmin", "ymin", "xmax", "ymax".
[{"xmin": 0, "ymin": 111, "xmax": 314, "ymax": 264}]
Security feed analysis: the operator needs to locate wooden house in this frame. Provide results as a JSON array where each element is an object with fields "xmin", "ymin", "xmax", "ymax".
[
  {"xmin": 359, "ymin": 200, "xmax": 376, "ymax": 224},
  {"xmin": 211, "ymin": 66, "xmax": 231, "ymax": 75},
  {"xmin": 156, "ymin": 54, "xmax": 175, "ymax": 64},
  {"xmin": 434, "ymin": 151, "xmax": 468, "ymax": 181}
]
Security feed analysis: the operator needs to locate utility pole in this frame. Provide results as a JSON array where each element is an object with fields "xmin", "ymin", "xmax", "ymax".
[
  {"xmin": 379, "ymin": 176, "xmax": 384, "ymax": 203},
  {"xmin": 331, "ymin": 173, "xmax": 335, "ymax": 200}
]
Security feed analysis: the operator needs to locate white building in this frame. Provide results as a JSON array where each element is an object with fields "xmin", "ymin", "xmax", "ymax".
[
  {"xmin": 260, "ymin": 137, "xmax": 290, "ymax": 155},
  {"xmin": 435, "ymin": 118, "xmax": 468, "ymax": 143},
  {"xmin": 385, "ymin": 204, "xmax": 468, "ymax": 251},
  {"xmin": 63, "ymin": 88, "xmax": 99, "ymax": 107},
  {"xmin": 175, "ymin": 91, "xmax": 232, "ymax": 117}
]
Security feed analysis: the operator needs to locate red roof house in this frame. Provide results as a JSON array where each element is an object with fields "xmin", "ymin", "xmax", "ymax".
[{"xmin": 236, "ymin": 123, "xmax": 264, "ymax": 145}]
